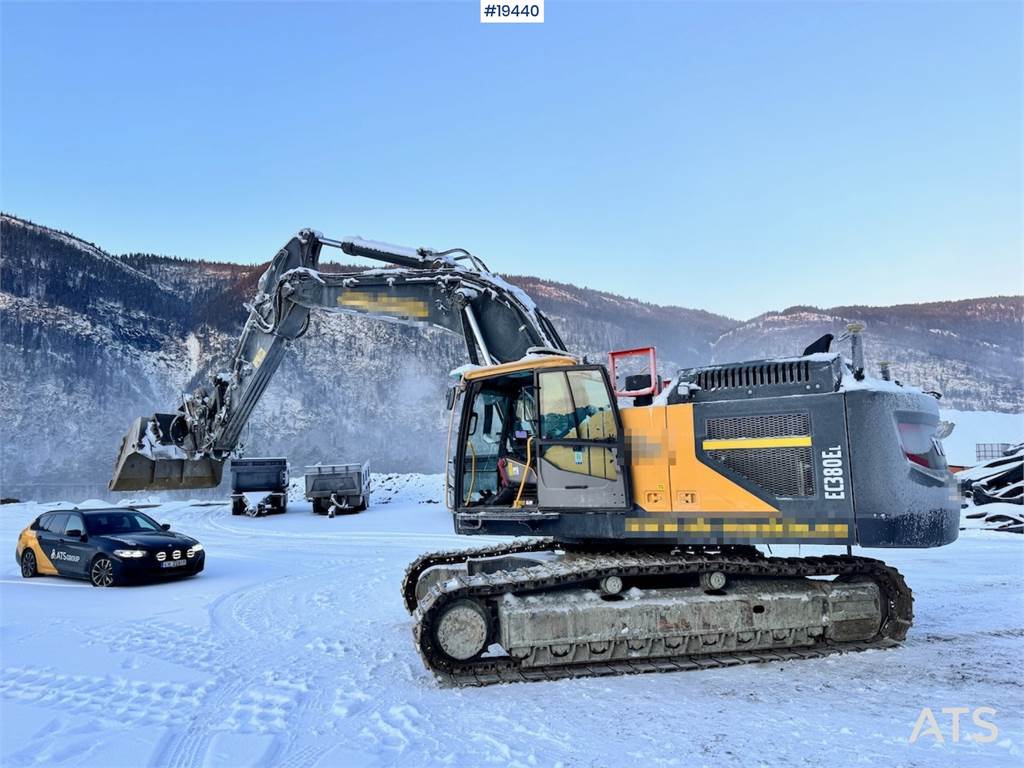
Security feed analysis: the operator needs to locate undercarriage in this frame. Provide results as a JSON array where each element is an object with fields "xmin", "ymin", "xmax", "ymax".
[{"xmin": 403, "ymin": 541, "xmax": 913, "ymax": 686}]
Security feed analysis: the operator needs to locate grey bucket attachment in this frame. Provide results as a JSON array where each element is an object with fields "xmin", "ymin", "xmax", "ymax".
[{"xmin": 109, "ymin": 416, "xmax": 224, "ymax": 491}]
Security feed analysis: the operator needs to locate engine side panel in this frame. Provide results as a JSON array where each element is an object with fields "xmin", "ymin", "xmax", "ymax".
[{"xmin": 620, "ymin": 397, "xmax": 855, "ymax": 544}]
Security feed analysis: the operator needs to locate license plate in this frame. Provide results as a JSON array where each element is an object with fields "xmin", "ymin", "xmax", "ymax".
[{"xmin": 161, "ymin": 559, "xmax": 187, "ymax": 568}]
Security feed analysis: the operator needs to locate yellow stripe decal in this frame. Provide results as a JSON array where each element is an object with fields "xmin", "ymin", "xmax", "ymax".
[{"xmin": 702, "ymin": 436, "xmax": 812, "ymax": 451}]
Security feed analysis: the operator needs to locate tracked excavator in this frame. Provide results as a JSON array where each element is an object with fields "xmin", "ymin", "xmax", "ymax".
[{"xmin": 110, "ymin": 229, "xmax": 959, "ymax": 685}]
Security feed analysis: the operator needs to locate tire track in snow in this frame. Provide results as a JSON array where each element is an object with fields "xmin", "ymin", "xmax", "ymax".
[
  {"xmin": 151, "ymin": 580, "xmax": 292, "ymax": 768},
  {"xmin": 274, "ymin": 742, "xmax": 334, "ymax": 768},
  {"xmin": 147, "ymin": 568, "xmax": 341, "ymax": 767},
  {"xmin": 1, "ymin": 666, "xmax": 211, "ymax": 729},
  {"xmin": 152, "ymin": 677, "xmax": 249, "ymax": 768}
]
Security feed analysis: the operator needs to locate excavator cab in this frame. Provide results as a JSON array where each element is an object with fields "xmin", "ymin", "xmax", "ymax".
[{"xmin": 448, "ymin": 357, "xmax": 630, "ymax": 515}]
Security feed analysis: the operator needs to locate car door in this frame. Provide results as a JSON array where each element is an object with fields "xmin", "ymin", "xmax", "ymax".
[
  {"xmin": 29, "ymin": 513, "xmax": 56, "ymax": 568},
  {"xmin": 36, "ymin": 513, "xmax": 71, "ymax": 574},
  {"xmin": 31, "ymin": 514, "xmax": 54, "ymax": 555},
  {"xmin": 535, "ymin": 366, "xmax": 630, "ymax": 509},
  {"xmin": 55, "ymin": 512, "xmax": 91, "ymax": 577}
]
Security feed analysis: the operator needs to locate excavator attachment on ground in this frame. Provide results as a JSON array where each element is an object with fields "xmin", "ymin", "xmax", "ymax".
[{"xmin": 110, "ymin": 416, "xmax": 224, "ymax": 491}]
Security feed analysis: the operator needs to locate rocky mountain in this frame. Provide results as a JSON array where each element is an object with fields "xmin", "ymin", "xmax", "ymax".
[
  {"xmin": 713, "ymin": 301, "xmax": 1022, "ymax": 413},
  {"xmin": 1, "ymin": 213, "xmax": 1021, "ymax": 500}
]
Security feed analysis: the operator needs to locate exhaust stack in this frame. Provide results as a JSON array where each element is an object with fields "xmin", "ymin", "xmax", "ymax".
[
  {"xmin": 847, "ymin": 322, "xmax": 866, "ymax": 381},
  {"xmin": 109, "ymin": 416, "xmax": 224, "ymax": 491}
]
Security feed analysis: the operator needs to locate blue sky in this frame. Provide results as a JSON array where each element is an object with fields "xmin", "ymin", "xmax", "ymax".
[{"xmin": 2, "ymin": 1, "xmax": 1021, "ymax": 319}]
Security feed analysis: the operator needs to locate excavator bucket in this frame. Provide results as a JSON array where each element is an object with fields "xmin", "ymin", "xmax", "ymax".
[{"xmin": 109, "ymin": 416, "xmax": 225, "ymax": 491}]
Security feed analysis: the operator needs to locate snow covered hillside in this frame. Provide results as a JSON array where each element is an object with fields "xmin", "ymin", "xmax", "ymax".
[
  {"xmin": 1, "ymin": 484, "xmax": 1021, "ymax": 768},
  {"xmin": 714, "ymin": 301, "xmax": 1024, "ymax": 413},
  {"xmin": 3, "ymin": 213, "xmax": 1022, "ymax": 501}
]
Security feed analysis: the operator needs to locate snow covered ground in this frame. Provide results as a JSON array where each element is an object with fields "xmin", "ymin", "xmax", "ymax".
[{"xmin": 1, "ymin": 478, "xmax": 1022, "ymax": 768}]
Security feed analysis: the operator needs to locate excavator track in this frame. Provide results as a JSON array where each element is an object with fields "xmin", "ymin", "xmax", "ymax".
[
  {"xmin": 401, "ymin": 538, "xmax": 557, "ymax": 614},
  {"xmin": 410, "ymin": 547, "xmax": 913, "ymax": 686},
  {"xmin": 400, "ymin": 539, "xmax": 764, "ymax": 614}
]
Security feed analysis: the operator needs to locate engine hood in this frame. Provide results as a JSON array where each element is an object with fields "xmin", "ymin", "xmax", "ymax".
[{"xmin": 102, "ymin": 532, "xmax": 198, "ymax": 548}]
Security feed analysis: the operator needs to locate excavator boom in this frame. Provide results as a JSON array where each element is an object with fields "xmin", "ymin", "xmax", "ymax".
[{"xmin": 109, "ymin": 229, "xmax": 566, "ymax": 491}]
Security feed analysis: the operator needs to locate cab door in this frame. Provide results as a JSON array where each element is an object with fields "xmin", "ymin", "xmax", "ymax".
[{"xmin": 535, "ymin": 366, "xmax": 629, "ymax": 509}]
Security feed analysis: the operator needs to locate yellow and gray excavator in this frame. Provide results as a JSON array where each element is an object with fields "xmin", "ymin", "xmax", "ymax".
[{"xmin": 110, "ymin": 229, "xmax": 959, "ymax": 685}]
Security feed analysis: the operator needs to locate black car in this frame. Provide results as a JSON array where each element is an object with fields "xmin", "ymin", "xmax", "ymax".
[{"xmin": 16, "ymin": 507, "xmax": 205, "ymax": 587}]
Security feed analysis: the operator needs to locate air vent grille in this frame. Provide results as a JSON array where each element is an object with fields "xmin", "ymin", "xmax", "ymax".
[
  {"xmin": 706, "ymin": 446, "xmax": 816, "ymax": 497},
  {"xmin": 705, "ymin": 413, "xmax": 815, "ymax": 497},
  {"xmin": 696, "ymin": 361, "xmax": 811, "ymax": 391},
  {"xmin": 706, "ymin": 413, "xmax": 810, "ymax": 440}
]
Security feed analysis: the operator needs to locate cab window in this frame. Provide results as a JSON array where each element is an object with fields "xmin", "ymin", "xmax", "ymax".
[
  {"xmin": 538, "ymin": 369, "xmax": 619, "ymax": 481},
  {"xmin": 539, "ymin": 369, "xmax": 618, "ymax": 441},
  {"xmin": 568, "ymin": 369, "xmax": 617, "ymax": 440},
  {"xmin": 539, "ymin": 371, "xmax": 575, "ymax": 439}
]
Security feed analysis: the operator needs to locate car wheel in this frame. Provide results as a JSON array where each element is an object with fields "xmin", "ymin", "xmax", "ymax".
[
  {"xmin": 90, "ymin": 556, "xmax": 116, "ymax": 587},
  {"xmin": 20, "ymin": 550, "xmax": 37, "ymax": 578}
]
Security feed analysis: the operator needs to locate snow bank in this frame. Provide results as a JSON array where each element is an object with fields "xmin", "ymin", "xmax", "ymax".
[
  {"xmin": 370, "ymin": 473, "xmax": 445, "ymax": 505},
  {"xmin": 961, "ymin": 500, "xmax": 1023, "ymax": 534},
  {"xmin": 286, "ymin": 472, "xmax": 445, "ymax": 505}
]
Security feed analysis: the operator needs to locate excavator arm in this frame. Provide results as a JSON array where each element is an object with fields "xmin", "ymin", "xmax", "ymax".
[{"xmin": 109, "ymin": 229, "xmax": 567, "ymax": 492}]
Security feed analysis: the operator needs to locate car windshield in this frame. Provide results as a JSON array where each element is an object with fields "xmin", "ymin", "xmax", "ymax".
[{"xmin": 85, "ymin": 511, "xmax": 162, "ymax": 536}]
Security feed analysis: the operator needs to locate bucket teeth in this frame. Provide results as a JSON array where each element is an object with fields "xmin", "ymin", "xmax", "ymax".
[{"xmin": 109, "ymin": 416, "xmax": 224, "ymax": 491}]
